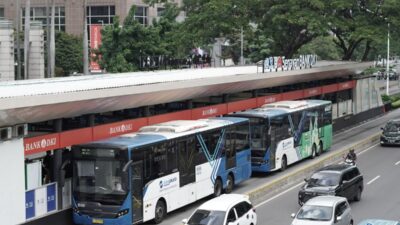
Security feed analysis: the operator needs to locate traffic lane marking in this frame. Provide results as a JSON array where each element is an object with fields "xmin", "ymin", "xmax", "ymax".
[
  {"xmin": 254, "ymin": 181, "xmax": 304, "ymax": 208},
  {"xmin": 366, "ymin": 175, "xmax": 381, "ymax": 185},
  {"xmin": 395, "ymin": 161, "xmax": 400, "ymax": 166}
]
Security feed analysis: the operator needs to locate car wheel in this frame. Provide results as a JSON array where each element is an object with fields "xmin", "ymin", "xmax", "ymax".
[
  {"xmin": 281, "ymin": 155, "xmax": 287, "ymax": 171},
  {"xmin": 225, "ymin": 174, "xmax": 234, "ymax": 193},
  {"xmin": 354, "ymin": 187, "xmax": 362, "ymax": 201},
  {"xmin": 213, "ymin": 178, "xmax": 223, "ymax": 197},
  {"xmin": 154, "ymin": 200, "xmax": 166, "ymax": 224}
]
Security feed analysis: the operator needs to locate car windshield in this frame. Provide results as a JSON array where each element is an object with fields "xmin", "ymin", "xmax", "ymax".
[
  {"xmin": 296, "ymin": 205, "xmax": 333, "ymax": 221},
  {"xmin": 187, "ymin": 209, "xmax": 226, "ymax": 225},
  {"xmin": 384, "ymin": 122, "xmax": 400, "ymax": 132},
  {"xmin": 308, "ymin": 171, "xmax": 340, "ymax": 187}
]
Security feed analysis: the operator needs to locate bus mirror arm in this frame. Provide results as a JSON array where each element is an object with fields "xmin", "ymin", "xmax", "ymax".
[
  {"xmin": 59, "ymin": 160, "xmax": 70, "ymax": 187},
  {"xmin": 123, "ymin": 160, "xmax": 133, "ymax": 173}
]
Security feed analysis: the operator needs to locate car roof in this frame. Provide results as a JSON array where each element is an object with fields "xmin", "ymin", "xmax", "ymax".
[
  {"xmin": 305, "ymin": 196, "xmax": 347, "ymax": 207},
  {"xmin": 317, "ymin": 164, "xmax": 355, "ymax": 173},
  {"xmin": 198, "ymin": 194, "xmax": 250, "ymax": 211},
  {"xmin": 358, "ymin": 219, "xmax": 400, "ymax": 225}
]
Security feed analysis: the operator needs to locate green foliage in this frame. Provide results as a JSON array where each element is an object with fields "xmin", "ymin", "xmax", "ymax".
[
  {"xmin": 381, "ymin": 94, "xmax": 391, "ymax": 103},
  {"xmin": 298, "ymin": 36, "xmax": 341, "ymax": 60},
  {"xmin": 55, "ymin": 31, "xmax": 83, "ymax": 76},
  {"xmin": 251, "ymin": 0, "xmax": 327, "ymax": 58},
  {"xmin": 391, "ymin": 99, "xmax": 400, "ymax": 109}
]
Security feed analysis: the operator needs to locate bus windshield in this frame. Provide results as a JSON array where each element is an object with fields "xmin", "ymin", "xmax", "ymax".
[{"xmin": 73, "ymin": 158, "xmax": 128, "ymax": 205}]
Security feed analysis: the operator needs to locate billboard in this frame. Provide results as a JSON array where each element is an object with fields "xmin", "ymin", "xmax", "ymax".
[{"xmin": 90, "ymin": 25, "xmax": 102, "ymax": 73}]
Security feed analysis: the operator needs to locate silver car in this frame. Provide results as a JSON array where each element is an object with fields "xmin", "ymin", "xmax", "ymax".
[{"xmin": 291, "ymin": 196, "xmax": 353, "ymax": 225}]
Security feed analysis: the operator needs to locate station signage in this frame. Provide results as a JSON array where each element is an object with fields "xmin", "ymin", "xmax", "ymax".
[
  {"xmin": 93, "ymin": 121, "xmax": 136, "ymax": 140},
  {"xmin": 25, "ymin": 183, "xmax": 57, "ymax": 221},
  {"xmin": 24, "ymin": 134, "xmax": 60, "ymax": 155},
  {"xmin": 264, "ymin": 54, "xmax": 317, "ymax": 72}
]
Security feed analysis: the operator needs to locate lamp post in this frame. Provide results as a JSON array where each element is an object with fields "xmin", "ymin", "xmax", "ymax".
[{"xmin": 386, "ymin": 21, "xmax": 390, "ymax": 95}]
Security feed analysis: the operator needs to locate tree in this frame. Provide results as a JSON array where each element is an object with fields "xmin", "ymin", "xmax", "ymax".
[
  {"xmin": 251, "ymin": 0, "xmax": 327, "ymax": 58},
  {"xmin": 99, "ymin": 6, "xmax": 164, "ymax": 72},
  {"xmin": 54, "ymin": 31, "xmax": 83, "ymax": 76},
  {"xmin": 298, "ymin": 36, "xmax": 341, "ymax": 60}
]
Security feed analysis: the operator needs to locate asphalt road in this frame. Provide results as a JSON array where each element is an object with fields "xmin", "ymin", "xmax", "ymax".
[
  {"xmin": 148, "ymin": 108, "xmax": 400, "ymax": 225},
  {"xmin": 255, "ymin": 144, "xmax": 400, "ymax": 225}
]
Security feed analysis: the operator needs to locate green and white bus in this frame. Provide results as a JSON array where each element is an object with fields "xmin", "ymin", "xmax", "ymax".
[{"xmin": 231, "ymin": 100, "xmax": 332, "ymax": 172}]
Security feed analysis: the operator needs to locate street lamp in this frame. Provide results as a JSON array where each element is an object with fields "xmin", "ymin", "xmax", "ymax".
[{"xmin": 386, "ymin": 21, "xmax": 390, "ymax": 95}]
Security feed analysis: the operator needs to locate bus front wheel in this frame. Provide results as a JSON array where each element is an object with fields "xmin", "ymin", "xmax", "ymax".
[
  {"xmin": 154, "ymin": 200, "xmax": 166, "ymax": 224},
  {"xmin": 225, "ymin": 174, "xmax": 234, "ymax": 193},
  {"xmin": 281, "ymin": 156, "xmax": 287, "ymax": 171},
  {"xmin": 213, "ymin": 178, "xmax": 223, "ymax": 197}
]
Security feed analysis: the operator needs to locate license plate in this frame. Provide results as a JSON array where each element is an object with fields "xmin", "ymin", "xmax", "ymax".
[{"xmin": 92, "ymin": 219, "xmax": 104, "ymax": 224}]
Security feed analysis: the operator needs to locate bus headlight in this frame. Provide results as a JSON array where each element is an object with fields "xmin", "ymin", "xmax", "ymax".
[
  {"xmin": 73, "ymin": 207, "xmax": 81, "ymax": 215},
  {"xmin": 116, "ymin": 209, "xmax": 129, "ymax": 218}
]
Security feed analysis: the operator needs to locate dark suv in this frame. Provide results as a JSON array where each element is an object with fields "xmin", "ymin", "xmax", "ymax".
[
  {"xmin": 380, "ymin": 119, "xmax": 400, "ymax": 146},
  {"xmin": 298, "ymin": 164, "xmax": 363, "ymax": 205}
]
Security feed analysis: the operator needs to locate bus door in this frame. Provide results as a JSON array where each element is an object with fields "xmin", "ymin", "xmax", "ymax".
[
  {"xmin": 177, "ymin": 138, "xmax": 196, "ymax": 204},
  {"xmin": 178, "ymin": 138, "xmax": 196, "ymax": 187},
  {"xmin": 225, "ymin": 128, "xmax": 236, "ymax": 170},
  {"xmin": 131, "ymin": 160, "xmax": 144, "ymax": 223}
]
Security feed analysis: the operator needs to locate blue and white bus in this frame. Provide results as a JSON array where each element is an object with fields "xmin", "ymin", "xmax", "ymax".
[
  {"xmin": 230, "ymin": 100, "xmax": 332, "ymax": 173},
  {"xmin": 71, "ymin": 117, "xmax": 252, "ymax": 225}
]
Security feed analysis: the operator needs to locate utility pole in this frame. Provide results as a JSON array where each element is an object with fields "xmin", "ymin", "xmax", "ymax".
[
  {"xmin": 46, "ymin": 0, "xmax": 50, "ymax": 78},
  {"xmin": 24, "ymin": 0, "xmax": 31, "ymax": 79},
  {"xmin": 83, "ymin": 0, "xmax": 89, "ymax": 75},
  {"xmin": 386, "ymin": 22, "xmax": 390, "ymax": 95},
  {"xmin": 50, "ymin": 0, "xmax": 55, "ymax": 77},
  {"xmin": 16, "ymin": 0, "xmax": 22, "ymax": 80},
  {"xmin": 240, "ymin": 26, "xmax": 244, "ymax": 65}
]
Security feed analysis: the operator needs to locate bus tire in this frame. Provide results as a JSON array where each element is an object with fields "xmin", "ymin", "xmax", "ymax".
[
  {"xmin": 317, "ymin": 141, "xmax": 323, "ymax": 156},
  {"xmin": 311, "ymin": 144, "xmax": 317, "ymax": 159},
  {"xmin": 280, "ymin": 155, "xmax": 287, "ymax": 171},
  {"xmin": 225, "ymin": 174, "xmax": 234, "ymax": 193},
  {"xmin": 154, "ymin": 199, "xmax": 166, "ymax": 224},
  {"xmin": 213, "ymin": 178, "xmax": 223, "ymax": 197}
]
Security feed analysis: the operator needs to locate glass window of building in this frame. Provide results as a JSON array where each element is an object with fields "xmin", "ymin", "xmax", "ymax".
[
  {"xmin": 157, "ymin": 7, "xmax": 165, "ymax": 17},
  {"xmin": 134, "ymin": 6, "xmax": 148, "ymax": 26},
  {"xmin": 0, "ymin": 8, "xmax": 4, "ymax": 19},
  {"xmin": 22, "ymin": 7, "xmax": 65, "ymax": 31},
  {"xmin": 87, "ymin": 5, "xmax": 115, "ymax": 25}
]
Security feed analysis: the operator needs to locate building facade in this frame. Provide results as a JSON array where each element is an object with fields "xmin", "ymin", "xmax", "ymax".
[{"xmin": 0, "ymin": 0, "xmax": 184, "ymax": 36}]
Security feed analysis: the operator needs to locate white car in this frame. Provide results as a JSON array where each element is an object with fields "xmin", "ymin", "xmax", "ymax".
[
  {"xmin": 291, "ymin": 196, "xmax": 353, "ymax": 225},
  {"xmin": 182, "ymin": 194, "xmax": 257, "ymax": 225}
]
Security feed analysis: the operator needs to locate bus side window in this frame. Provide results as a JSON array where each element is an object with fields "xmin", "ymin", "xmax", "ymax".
[
  {"xmin": 153, "ymin": 143, "xmax": 168, "ymax": 176},
  {"xmin": 167, "ymin": 141, "xmax": 178, "ymax": 173},
  {"xmin": 143, "ymin": 147, "xmax": 153, "ymax": 183}
]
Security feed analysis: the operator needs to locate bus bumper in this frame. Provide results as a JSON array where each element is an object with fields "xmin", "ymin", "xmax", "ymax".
[{"xmin": 73, "ymin": 212, "xmax": 131, "ymax": 225}]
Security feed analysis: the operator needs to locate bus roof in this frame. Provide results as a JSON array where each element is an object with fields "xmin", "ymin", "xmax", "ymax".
[
  {"xmin": 75, "ymin": 117, "xmax": 248, "ymax": 149},
  {"xmin": 233, "ymin": 100, "xmax": 331, "ymax": 118}
]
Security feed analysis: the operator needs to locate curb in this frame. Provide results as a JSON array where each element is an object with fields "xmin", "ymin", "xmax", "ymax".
[{"xmin": 245, "ymin": 132, "xmax": 381, "ymax": 205}]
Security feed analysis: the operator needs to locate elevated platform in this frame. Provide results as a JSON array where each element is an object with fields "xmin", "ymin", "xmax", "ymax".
[{"xmin": 0, "ymin": 61, "xmax": 371, "ymax": 127}]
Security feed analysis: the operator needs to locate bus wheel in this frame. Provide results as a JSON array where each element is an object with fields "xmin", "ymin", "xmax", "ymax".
[
  {"xmin": 280, "ymin": 156, "xmax": 287, "ymax": 171},
  {"xmin": 311, "ymin": 144, "xmax": 317, "ymax": 159},
  {"xmin": 225, "ymin": 174, "xmax": 234, "ymax": 193},
  {"xmin": 213, "ymin": 178, "xmax": 223, "ymax": 197},
  {"xmin": 317, "ymin": 142, "xmax": 323, "ymax": 156},
  {"xmin": 154, "ymin": 200, "xmax": 166, "ymax": 224}
]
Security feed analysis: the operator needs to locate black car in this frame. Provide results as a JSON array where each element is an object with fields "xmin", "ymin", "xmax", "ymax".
[
  {"xmin": 380, "ymin": 119, "xmax": 400, "ymax": 146},
  {"xmin": 298, "ymin": 164, "xmax": 363, "ymax": 205}
]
